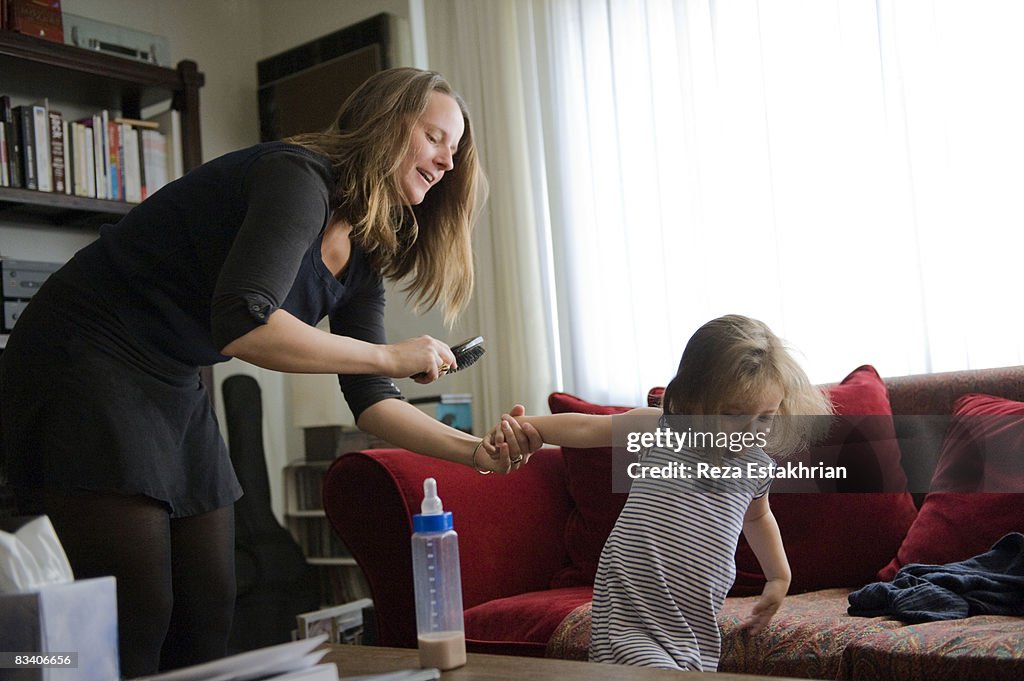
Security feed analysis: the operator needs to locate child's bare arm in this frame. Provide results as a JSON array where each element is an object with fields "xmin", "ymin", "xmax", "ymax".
[
  {"xmin": 512, "ymin": 413, "xmax": 612, "ymax": 448},
  {"xmin": 500, "ymin": 407, "xmax": 661, "ymax": 449},
  {"xmin": 740, "ymin": 495, "xmax": 792, "ymax": 634}
]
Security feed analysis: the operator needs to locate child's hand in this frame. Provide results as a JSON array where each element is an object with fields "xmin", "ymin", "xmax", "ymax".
[
  {"xmin": 482, "ymin": 406, "xmax": 542, "ymax": 472},
  {"xmin": 741, "ymin": 578, "xmax": 788, "ymax": 635}
]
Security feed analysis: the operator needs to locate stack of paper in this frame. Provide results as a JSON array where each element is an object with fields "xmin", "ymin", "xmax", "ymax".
[{"xmin": 130, "ymin": 635, "xmax": 336, "ymax": 681}]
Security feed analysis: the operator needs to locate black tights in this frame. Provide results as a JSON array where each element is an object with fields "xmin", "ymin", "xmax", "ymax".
[{"xmin": 42, "ymin": 492, "xmax": 236, "ymax": 677}]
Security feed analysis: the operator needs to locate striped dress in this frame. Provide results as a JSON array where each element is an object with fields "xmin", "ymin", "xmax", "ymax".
[{"xmin": 589, "ymin": 445, "xmax": 774, "ymax": 671}]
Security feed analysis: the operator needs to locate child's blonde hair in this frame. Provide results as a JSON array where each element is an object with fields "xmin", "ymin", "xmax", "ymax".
[{"xmin": 661, "ymin": 314, "xmax": 833, "ymax": 457}]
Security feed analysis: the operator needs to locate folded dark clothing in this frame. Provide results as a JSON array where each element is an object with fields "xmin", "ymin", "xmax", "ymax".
[{"xmin": 848, "ymin": 532, "xmax": 1024, "ymax": 623}]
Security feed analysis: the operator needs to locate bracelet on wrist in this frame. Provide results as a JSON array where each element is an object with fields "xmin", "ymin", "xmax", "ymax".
[{"xmin": 471, "ymin": 439, "xmax": 492, "ymax": 475}]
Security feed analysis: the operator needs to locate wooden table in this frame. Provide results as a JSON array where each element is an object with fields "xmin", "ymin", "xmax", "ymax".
[{"xmin": 319, "ymin": 644, "xmax": 806, "ymax": 680}]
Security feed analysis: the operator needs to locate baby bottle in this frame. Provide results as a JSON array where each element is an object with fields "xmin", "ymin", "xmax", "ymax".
[{"xmin": 411, "ymin": 477, "xmax": 467, "ymax": 670}]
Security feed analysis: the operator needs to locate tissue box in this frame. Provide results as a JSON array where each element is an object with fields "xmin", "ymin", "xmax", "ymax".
[{"xmin": 0, "ymin": 577, "xmax": 119, "ymax": 681}]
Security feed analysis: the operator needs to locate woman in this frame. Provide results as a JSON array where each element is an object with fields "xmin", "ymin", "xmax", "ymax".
[{"xmin": 0, "ymin": 67, "xmax": 538, "ymax": 676}]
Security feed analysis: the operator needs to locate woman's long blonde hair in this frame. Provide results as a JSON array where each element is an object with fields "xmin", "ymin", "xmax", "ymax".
[
  {"xmin": 662, "ymin": 314, "xmax": 834, "ymax": 457},
  {"xmin": 287, "ymin": 67, "xmax": 486, "ymax": 325}
]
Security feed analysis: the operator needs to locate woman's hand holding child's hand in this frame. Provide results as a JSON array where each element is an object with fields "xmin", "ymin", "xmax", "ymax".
[
  {"xmin": 482, "ymin": 407, "xmax": 542, "ymax": 473},
  {"xmin": 741, "ymin": 578, "xmax": 789, "ymax": 635}
]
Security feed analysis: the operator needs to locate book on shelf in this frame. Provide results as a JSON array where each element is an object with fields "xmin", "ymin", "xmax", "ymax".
[
  {"xmin": 31, "ymin": 103, "xmax": 51, "ymax": 192},
  {"xmin": 147, "ymin": 108, "xmax": 183, "ymax": 182},
  {"xmin": 91, "ymin": 113, "xmax": 107, "ymax": 200},
  {"xmin": 98, "ymin": 110, "xmax": 111, "ymax": 199},
  {"xmin": 66, "ymin": 120, "xmax": 79, "ymax": 196},
  {"xmin": 1, "ymin": 96, "xmax": 21, "ymax": 188},
  {"xmin": 310, "ymin": 563, "xmax": 364, "ymax": 606},
  {"xmin": 7, "ymin": 0, "xmax": 64, "ymax": 44},
  {"xmin": 71, "ymin": 120, "xmax": 87, "ymax": 197},
  {"xmin": 13, "ymin": 105, "xmax": 36, "ymax": 190},
  {"xmin": 121, "ymin": 122, "xmax": 142, "ymax": 203},
  {"xmin": 296, "ymin": 597, "xmax": 373, "ymax": 644},
  {"xmin": 288, "ymin": 464, "xmax": 334, "ymax": 513},
  {"xmin": 0, "ymin": 92, "xmax": 177, "ymax": 200},
  {"xmin": 115, "ymin": 116, "xmax": 160, "ymax": 130},
  {"xmin": 106, "ymin": 116, "xmax": 121, "ymax": 200},
  {"xmin": 290, "ymin": 515, "xmax": 352, "ymax": 559},
  {"xmin": 60, "ymin": 118, "xmax": 69, "ymax": 194},
  {"xmin": 70, "ymin": 122, "xmax": 96, "ymax": 198},
  {"xmin": 141, "ymin": 128, "xmax": 168, "ymax": 195},
  {"xmin": 0, "ymin": 122, "xmax": 8, "ymax": 187},
  {"xmin": 47, "ymin": 109, "xmax": 65, "ymax": 194},
  {"xmin": 84, "ymin": 124, "xmax": 97, "ymax": 198}
]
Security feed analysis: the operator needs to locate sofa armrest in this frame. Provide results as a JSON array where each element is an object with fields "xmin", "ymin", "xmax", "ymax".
[{"xmin": 322, "ymin": 447, "xmax": 574, "ymax": 648}]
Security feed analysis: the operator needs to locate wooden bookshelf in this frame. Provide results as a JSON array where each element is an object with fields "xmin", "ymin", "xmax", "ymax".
[
  {"xmin": 284, "ymin": 457, "xmax": 372, "ymax": 605},
  {"xmin": 0, "ymin": 29, "xmax": 203, "ymax": 224}
]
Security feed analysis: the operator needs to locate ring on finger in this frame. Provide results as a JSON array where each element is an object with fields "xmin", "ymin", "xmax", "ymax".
[
  {"xmin": 510, "ymin": 456, "xmax": 524, "ymax": 465},
  {"xmin": 439, "ymin": 363, "xmax": 450, "ymax": 374}
]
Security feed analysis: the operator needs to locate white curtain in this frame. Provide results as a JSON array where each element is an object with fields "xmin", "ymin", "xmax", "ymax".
[
  {"xmin": 427, "ymin": 1, "xmax": 563, "ymax": 424},
  {"xmin": 428, "ymin": 0, "xmax": 1024, "ymax": 409}
]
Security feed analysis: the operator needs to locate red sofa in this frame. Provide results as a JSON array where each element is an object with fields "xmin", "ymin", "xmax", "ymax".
[{"xmin": 322, "ymin": 365, "xmax": 1024, "ymax": 680}]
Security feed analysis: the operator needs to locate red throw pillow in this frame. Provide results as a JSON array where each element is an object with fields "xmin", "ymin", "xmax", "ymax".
[
  {"xmin": 877, "ymin": 393, "xmax": 1024, "ymax": 580},
  {"xmin": 732, "ymin": 365, "xmax": 918, "ymax": 595},
  {"xmin": 547, "ymin": 392, "xmax": 632, "ymax": 587},
  {"xmin": 773, "ymin": 364, "xmax": 909, "ymax": 494}
]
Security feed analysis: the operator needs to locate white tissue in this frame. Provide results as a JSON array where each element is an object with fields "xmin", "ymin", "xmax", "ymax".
[{"xmin": 0, "ymin": 515, "xmax": 74, "ymax": 593}]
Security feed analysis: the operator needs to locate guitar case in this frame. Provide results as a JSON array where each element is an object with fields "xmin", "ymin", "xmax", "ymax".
[{"xmin": 222, "ymin": 374, "xmax": 320, "ymax": 652}]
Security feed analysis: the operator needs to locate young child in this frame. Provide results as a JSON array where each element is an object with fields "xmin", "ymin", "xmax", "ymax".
[{"xmin": 493, "ymin": 314, "xmax": 832, "ymax": 671}]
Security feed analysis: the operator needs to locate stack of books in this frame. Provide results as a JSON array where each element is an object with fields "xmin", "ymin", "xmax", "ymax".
[
  {"xmin": 0, "ymin": 95, "xmax": 182, "ymax": 202},
  {"xmin": 3, "ymin": 1, "xmax": 65, "ymax": 42}
]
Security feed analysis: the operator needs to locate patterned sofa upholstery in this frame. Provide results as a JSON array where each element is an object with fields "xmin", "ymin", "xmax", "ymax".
[
  {"xmin": 549, "ymin": 589, "xmax": 1024, "ymax": 680},
  {"xmin": 323, "ymin": 365, "xmax": 1024, "ymax": 680}
]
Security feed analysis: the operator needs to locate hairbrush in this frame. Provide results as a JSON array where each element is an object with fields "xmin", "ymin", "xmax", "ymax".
[{"xmin": 411, "ymin": 335, "xmax": 486, "ymax": 379}]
